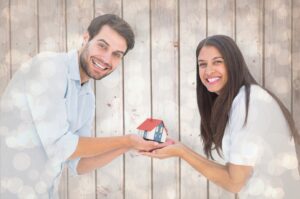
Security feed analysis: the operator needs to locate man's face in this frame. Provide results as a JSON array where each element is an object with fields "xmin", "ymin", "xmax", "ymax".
[{"xmin": 79, "ymin": 25, "xmax": 127, "ymax": 82}]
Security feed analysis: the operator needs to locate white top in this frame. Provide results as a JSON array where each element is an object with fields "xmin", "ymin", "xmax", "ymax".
[
  {"xmin": 222, "ymin": 85, "xmax": 300, "ymax": 198},
  {"xmin": 0, "ymin": 50, "xmax": 95, "ymax": 198}
]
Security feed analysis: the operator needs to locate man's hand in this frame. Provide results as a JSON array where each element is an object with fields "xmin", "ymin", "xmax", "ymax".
[
  {"xmin": 140, "ymin": 138, "xmax": 181, "ymax": 159},
  {"xmin": 126, "ymin": 134, "xmax": 172, "ymax": 152}
]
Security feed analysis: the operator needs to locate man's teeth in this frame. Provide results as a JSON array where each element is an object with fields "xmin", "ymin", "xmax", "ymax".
[
  {"xmin": 93, "ymin": 59, "xmax": 108, "ymax": 70},
  {"xmin": 207, "ymin": 77, "xmax": 220, "ymax": 83}
]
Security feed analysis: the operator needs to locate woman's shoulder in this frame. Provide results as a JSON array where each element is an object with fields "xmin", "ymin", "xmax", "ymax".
[
  {"xmin": 231, "ymin": 84, "xmax": 279, "ymax": 117},
  {"xmin": 234, "ymin": 85, "xmax": 275, "ymax": 105}
]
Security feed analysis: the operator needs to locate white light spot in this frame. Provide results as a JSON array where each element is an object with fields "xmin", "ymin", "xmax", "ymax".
[
  {"xmin": 248, "ymin": 178, "xmax": 265, "ymax": 195},
  {"xmin": 29, "ymin": 82, "xmax": 44, "ymax": 96},
  {"xmin": 6, "ymin": 136, "xmax": 18, "ymax": 148},
  {"xmin": 279, "ymin": 153, "xmax": 298, "ymax": 169},
  {"xmin": 0, "ymin": 125, "xmax": 9, "ymax": 136},
  {"xmin": 268, "ymin": 158, "xmax": 285, "ymax": 176},
  {"xmin": 13, "ymin": 153, "xmax": 31, "ymax": 171},
  {"xmin": 28, "ymin": 170, "xmax": 39, "ymax": 181},
  {"xmin": 158, "ymin": 76, "xmax": 174, "ymax": 91},
  {"xmin": 35, "ymin": 181, "xmax": 47, "ymax": 194},
  {"xmin": 127, "ymin": 76, "xmax": 145, "ymax": 92},
  {"xmin": 18, "ymin": 186, "xmax": 37, "ymax": 199},
  {"xmin": 7, "ymin": 177, "xmax": 23, "ymax": 194},
  {"xmin": 40, "ymin": 60, "xmax": 57, "ymax": 78}
]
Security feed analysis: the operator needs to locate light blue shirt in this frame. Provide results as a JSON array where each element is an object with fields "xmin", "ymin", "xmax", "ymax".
[{"xmin": 0, "ymin": 50, "xmax": 95, "ymax": 198}]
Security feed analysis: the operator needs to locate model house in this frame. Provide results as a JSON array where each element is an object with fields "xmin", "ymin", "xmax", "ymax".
[{"xmin": 137, "ymin": 118, "xmax": 168, "ymax": 143}]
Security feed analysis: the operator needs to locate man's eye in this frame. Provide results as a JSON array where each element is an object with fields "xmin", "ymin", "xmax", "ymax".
[
  {"xmin": 113, "ymin": 53, "xmax": 123, "ymax": 59},
  {"xmin": 98, "ymin": 43, "xmax": 107, "ymax": 49}
]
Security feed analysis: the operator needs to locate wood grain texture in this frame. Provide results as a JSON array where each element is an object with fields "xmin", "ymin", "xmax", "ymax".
[
  {"xmin": 264, "ymin": 0, "xmax": 292, "ymax": 110},
  {"xmin": 207, "ymin": 0, "xmax": 235, "ymax": 198},
  {"xmin": 0, "ymin": 0, "xmax": 299, "ymax": 198},
  {"xmin": 292, "ymin": 0, "xmax": 300, "ymax": 176},
  {"xmin": 38, "ymin": 0, "xmax": 66, "ymax": 52},
  {"xmin": 0, "ymin": 0, "xmax": 10, "ymax": 96},
  {"xmin": 123, "ymin": 0, "xmax": 152, "ymax": 198},
  {"xmin": 95, "ymin": 1, "xmax": 124, "ymax": 198},
  {"xmin": 179, "ymin": 0, "xmax": 207, "ymax": 198},
  {"xmin": 38, "ymin": 0, "xmax": 68, "ymax": 198},
  {"xmin": 151, "ymin": 0, "xmax": 180, "ymax": 198},
  {"xmin": 207, "ymin": 0, "xmax": 235, "ymax": 37},
  {"xmin": 236, "ymin": 0, "xmax": 263, "ymax": 84},
  {"xmin": 10, "ymin": 0, "xmax": 38, "ymax": 74},
  {"xmin": 64, "ymin": 0, "xmax": 95, "ymax": 199}
]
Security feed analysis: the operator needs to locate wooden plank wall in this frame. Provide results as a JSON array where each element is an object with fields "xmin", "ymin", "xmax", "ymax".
[{"xmin": 0, "ymin": 0, "xmax": 299, "ymax": 198}]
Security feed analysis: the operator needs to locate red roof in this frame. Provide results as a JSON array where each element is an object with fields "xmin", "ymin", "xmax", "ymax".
[{"xmin": 137, "ymin": 118, "xmax": 164, "ymax": 131}]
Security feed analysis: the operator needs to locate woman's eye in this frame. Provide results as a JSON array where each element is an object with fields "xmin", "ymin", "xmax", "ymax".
[
  {"xmin": 214, "ymin": 60, "xmax": 223, "ymax": 65},
  {"xmin": 199, "ymin": 63, "xmax": 206, "ymax": 68}
]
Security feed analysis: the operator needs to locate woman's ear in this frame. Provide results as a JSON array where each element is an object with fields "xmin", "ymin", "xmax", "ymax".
[{"xmin": 82, "ymin": 32, "xmax": 90, "ymax": 46}]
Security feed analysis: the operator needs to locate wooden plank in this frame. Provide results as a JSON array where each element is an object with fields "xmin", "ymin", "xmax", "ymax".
[
  {"xmin": 207, "ymin": 0, "xmax": 235, "ymax": 198},
  {"xmin": 151, "ymin": 0, "xmax": 180, "ymax": 198},
  {"xmin": 236, "ymin": 0, "xmax": 263, "ymax": 84},
  {"xmin": 179, "ymin": 0, "xmax": 207, "ymax": 198},
  {"xmin": 264, "ymin": 0, "xmax": 292, "ymax": 109},
  {"xmin": 0, "ymin": 0, "xmax": 10, "ymax": 96},
  {"xmin": 65, "ymin": 0, "xmax": 95, "ymax": 199},
  {"xmin": 123, "ymin": 1, "xmax": 152, "ymax": 199},
  {"xmin": 235, "ymin": 2, "xmax": 263, "ymax": 198},
  {"xmin": 292, "ymin": 0, "xmax": 300, "ymax": 176},
  {"xmin": 10, "ymin": 0, "xmax": 37, "ymax": 74},
  {"xmin": 38, "ymin": 0, "xmax": 68, "ymax": 198},
  {"xmin": 38, "ymin": 0, "xmax": 66, "ymax": 52},
  {"xmin": 94, "ymin": 1, "xmax": 124, "ymax": 198},
  {"xmin": 207, "ymin": 0, "xmax": 235, "ymax": 37}
]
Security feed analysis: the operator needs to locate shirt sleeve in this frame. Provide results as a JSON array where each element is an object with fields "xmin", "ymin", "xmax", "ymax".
[
  {"xmin": 67, "ymin": 106, "xmax": 95, "ymax": 176},
  {"xmin": 227, "ymin": 88, "xmax": 270, "ymax": 166},
  {"xmin": 23, "ymin": 53, "xmax": 79, "ymax": 165}
]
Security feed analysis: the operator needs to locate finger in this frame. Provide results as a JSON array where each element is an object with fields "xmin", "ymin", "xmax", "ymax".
[
  {"xmin": 139, "ymin": 152, "xmax": 157, "ymax": 157},
  {"xmin": 165, "ymin": 138, "xmax": 176, "ymax": 144}
]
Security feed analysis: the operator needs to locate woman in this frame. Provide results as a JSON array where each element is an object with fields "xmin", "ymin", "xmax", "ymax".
[{"xmin": 142, "ymin": 35, "xmax": 300, "ymax": 198}]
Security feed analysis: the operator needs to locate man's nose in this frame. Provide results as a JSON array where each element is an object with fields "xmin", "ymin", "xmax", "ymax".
[{"xmin": 102, "ymin": 51, "xmax": 112, "ymax": 64}]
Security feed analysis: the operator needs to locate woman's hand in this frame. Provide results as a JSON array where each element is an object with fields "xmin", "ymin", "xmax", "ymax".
[
  {"xmin": 140, "ymin": 138, "xmax": 184, "ymax": 159},
  {"xmin": 127, "ymin": 134, "xmax": 172, "ymax": 152}
]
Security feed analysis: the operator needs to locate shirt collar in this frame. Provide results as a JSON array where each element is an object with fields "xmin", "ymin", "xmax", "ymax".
[
  {"xmin": 67, "ymin": 49, "xmax": 81, "ymax": 81},
  {"xmin": 67, "ymin": 49, "xmax": 93, "ymax": 94}
]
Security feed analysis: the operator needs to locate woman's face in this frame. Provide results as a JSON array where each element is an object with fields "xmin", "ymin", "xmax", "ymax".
[{"xmin": 197, "ymin": 46, "xmax": 228, "ymax": 94}]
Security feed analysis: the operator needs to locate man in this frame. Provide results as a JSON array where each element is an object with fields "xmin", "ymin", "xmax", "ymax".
[{"xmin": 0, "ymin": 14, "xmax": 167, "ymax": 198}]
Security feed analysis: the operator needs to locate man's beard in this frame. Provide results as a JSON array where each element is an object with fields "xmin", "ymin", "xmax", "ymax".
[{"xmin": 79, "ymin": 49, "xmax": 112, "ymax": 81}]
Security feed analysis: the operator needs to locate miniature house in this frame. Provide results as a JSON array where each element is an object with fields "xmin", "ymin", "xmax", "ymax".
[{"xmin": 137, "ymin": 118, "xmax": 168, "ymax": 143}]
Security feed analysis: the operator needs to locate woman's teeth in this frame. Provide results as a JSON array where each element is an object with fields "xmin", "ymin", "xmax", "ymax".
[{"xmin": 207, "ymin": 77, "xmax": 220, "ymax": 83}]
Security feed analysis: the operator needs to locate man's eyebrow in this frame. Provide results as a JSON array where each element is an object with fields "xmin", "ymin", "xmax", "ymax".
[
  {"xmin": 97, "ymin": 39, "xmax": 109, "ymax": 46},
  {"xmin": 97, "ymin": 39, "xmax": 125, "ymax": 55}
]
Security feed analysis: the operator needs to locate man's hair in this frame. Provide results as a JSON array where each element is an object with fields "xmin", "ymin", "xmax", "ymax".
[{"xmin": 87, "ymin": 14, "xmax": 135, "ymax": 55}]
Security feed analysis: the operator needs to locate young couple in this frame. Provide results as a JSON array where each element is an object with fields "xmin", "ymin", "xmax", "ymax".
[{"xmin": 1, "ymin": 14, "xmax": 299, "ymax": 198}]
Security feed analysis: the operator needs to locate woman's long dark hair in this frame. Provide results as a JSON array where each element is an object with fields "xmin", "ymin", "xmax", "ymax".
[{"xmin": 196, "ymin": 35, "xmax": 299, "ymax": 159}]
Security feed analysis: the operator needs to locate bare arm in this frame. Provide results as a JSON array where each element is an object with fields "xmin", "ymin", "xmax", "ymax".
[
  {"xmin": 69, "ymin": 134, "xmax": 169, "ymax": 160},
  {"xmin": 142, "ymin": 141, "xmax": 253, "ymax": 193},
  {"xmin": 77, "ymin": 147, "xmax": 129, "ymax": 174}
]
